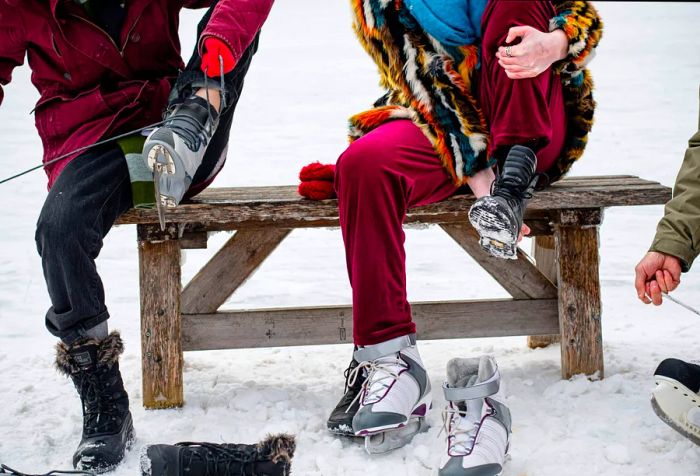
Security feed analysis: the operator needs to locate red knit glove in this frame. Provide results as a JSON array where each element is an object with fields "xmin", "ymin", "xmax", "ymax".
[
  {"xmin": 201, "ymin": 37, "xmax": 236, "ymax": 78},
  {"xmin": 299, "ymin": 162, "xmax": 336, "ymax": 182},
  {"xmin": 298, "ymin": 162, "xmax": 337, "ymax": 200},
  {"xmin": 298, "ymin": 181, "xmax": 336, "ymax": 201}
]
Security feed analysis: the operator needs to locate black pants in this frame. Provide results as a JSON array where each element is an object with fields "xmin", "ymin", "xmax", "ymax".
[{"xmin": 35, "ymin": 13, "xmax": 259, "ymax": 343}]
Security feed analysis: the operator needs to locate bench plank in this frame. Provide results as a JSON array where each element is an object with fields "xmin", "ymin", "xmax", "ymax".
[
  {"xmin": 181, "ymin": 299, "xmax": 559, "ymax": 351},
  {"xmin": 117, "ymin": 177, "xmax": 670, "ymax": 228}
]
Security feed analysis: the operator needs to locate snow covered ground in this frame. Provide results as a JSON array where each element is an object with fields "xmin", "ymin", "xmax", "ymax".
[{"xmin": 1, "ymin": 2, "xmax": 699, "ymax": 475}]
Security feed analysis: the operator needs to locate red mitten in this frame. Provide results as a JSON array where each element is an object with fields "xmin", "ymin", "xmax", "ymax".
[
  {"xmin": 298, "ymin": 181, "xmax": 337, "ymax": 200},
  {"xmin": 201, "ymin": 37, "xmax": 236, "ymax": 78},
  {"xmin": 299, "ymin": 162, "xmax": 336, "ymax": 182}
]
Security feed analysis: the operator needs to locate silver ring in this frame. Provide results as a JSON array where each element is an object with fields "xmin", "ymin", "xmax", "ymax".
[{"xmin": 505, "ymin": 46, "xmax": 513, "ymax": 57}]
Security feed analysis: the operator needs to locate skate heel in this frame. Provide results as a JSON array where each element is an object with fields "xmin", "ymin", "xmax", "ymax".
[
  {"xmin": 146, "ymin": 144, "xmax": 176, "ymax": 175},
  {"xmin": 469, "ymin": 197, "xmax": 518, "ymax": 260}
]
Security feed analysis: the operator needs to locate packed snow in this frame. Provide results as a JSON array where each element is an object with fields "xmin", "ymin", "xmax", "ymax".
[{"xmin": 1, "ymin": 2, "xmax": 699, "ymax": 475}]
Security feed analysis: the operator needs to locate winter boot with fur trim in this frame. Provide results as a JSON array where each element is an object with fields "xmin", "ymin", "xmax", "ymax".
[
  {"xmin": 468, "ymin": 145, "xmax": 538, "ymax": 260},
  {"xmin": 439, "ymin": 356, "xmax": 511, "ymax": 476},
  {"xmin": 652, "ymin": 358, "xmax": 700, "ymax": 446},
  {"xmin": 140, "ymin": 434, "xmax": 296, "ymax": 476},
  {"xmin": 55, "ymin": 332, "xmax": 134, "ymax": 473},
  {"xmin": 350, "ymin": 334, "xmax": 432, "ymax": 454}
]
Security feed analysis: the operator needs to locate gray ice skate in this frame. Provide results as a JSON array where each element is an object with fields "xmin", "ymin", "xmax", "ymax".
[
  {"xmin": 439, "ymin": 356, "xmax": 511, "ymax": 476},
  {"xmin": 348, "ymin": 334, "xmax": 432, "ymax": 454}
]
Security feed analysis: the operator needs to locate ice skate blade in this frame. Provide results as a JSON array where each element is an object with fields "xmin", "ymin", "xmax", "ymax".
[
  {"xmin": 146, "ymin": 144, "xmax": 176, "ymax": 175},
  {"xmin": 364, "ymin": 418, "xmax": 428, "ymax": 454}
]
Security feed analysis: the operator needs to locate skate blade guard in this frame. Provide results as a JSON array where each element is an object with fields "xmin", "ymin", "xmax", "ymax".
[
  {"xmin": 651, "ymin": 376, "xmax": 700, "ymax": 446},
  {"xmin": 468, "ymin": 197, "xmax": 519, "ymax": 260},
  {"xmin": 364, "ymin": 418, "xmax": 429, "ymax": 455}
]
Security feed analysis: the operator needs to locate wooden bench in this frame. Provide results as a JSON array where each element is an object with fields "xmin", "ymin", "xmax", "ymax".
[{"xmin": 117, "ymin": 175, "xmax": 671, "ymax": 409}]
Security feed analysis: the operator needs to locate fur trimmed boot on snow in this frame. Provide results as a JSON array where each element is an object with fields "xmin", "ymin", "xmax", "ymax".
[
  {"xmin": 349, "ymin": 334, "xmax": 431, "ymax": 454},
  {"xmin": 652, "ymin": 358, "xmax": 700, "ymax": 446},
  {"xmin": 140, "ymin": 434, "xmax": 296, "ymax": 476},
  {"xmin": 468, "ymin": 145, "xmax": 539, "ymax": 260},
  {"xmin": 439, "ymin": 356, "xmax": 511, "ymax": 476},
  {"xmin": 55, "ymin": 331, "xmax": 134, "ymax": 473}
]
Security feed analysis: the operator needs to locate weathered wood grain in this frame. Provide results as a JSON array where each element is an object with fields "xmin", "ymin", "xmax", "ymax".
[
  {"xmin": 179, "ymin": 232, "xmax": 208, "ymax": 250},
  {"xmin": 181, "ymin": 229, "xmax": 292, "ymax": 314},
  {"xmin": 528, "ymin": 236, "xmax": 561, "ymax": 349},
  {"xmin": 440, "ymin": 223, "xmax": 557, "ymax": 299},
  {"xmin": 139, "ymin": 238, "xmax": 183, "ymax": 409},
  {"xmin": 117, "ymin": 177, "xmax": 671, "ymax": 228},
  {"xmin": 181, "ymin": 299, "xmax": 559, "ymax": 351},
  {"xmin": 555, "ymin": 223, "xmax": 604, "ymax": 379}
]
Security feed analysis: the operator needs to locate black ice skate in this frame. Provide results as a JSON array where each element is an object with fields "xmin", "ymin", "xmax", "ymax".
[
  {"xmin": 468, "ymin": 145, "xmax": 539, "ymax": 260},
  {"xmin": 55, "ymin": 332, "xmax": 135, "ymax": 473},
  {"xmin": 651, "ymin": 358, "xmax": 700, "ymax": 446},
  {"xmin": 143, "ymin": 95, "xmax": 219, "ymax": 230},
  {"xmin": 327, "ymin": 358, "xmax": 363, "ymax": 436},
  {"xmin": 140, "ymin": 434, "xmax": 296, "ymax": 476}
]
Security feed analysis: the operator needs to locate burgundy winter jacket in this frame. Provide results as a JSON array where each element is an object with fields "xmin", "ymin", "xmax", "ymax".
[{"xmin": 0, "ymin": 0, "xmax": 274, "ymax": 188}]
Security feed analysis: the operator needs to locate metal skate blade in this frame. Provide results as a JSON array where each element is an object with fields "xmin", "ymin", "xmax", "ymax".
[
  {"xmin": 153, "ymin": 169, "xmax": 167, "ymax": 231},
  {"xmin": 364, "ymin": 418, "xmax": 428, "ymax": 455},
  {"xmin": 147, "ymin": 145, "xmax": 176, "ymax": 175}
]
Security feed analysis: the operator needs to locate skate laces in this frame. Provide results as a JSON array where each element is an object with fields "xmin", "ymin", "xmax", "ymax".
[
  {"xmin": 176, "ymin": 442, "xmax": 258, "ymax": 476},
  {"xmin": 0, "ymin": 464, "xmax": 94, "ymax": 476},
  {"xmin": 345, "ymin": 355, "xmax": 407, "ymax": 409},
  {"xmin": 440, "ymin": 402, "xmax": 481, "ymax": 455}
]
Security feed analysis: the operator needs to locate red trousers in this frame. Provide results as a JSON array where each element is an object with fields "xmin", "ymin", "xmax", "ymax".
[{"xmin": 336, "ymin": 0, "xmax": 566, "ymax": 345}]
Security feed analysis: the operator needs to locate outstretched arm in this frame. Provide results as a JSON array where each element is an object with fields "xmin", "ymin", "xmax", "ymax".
[{"xmin": 0, "ymin": 11, "xmax": 28, "ymax": 107}]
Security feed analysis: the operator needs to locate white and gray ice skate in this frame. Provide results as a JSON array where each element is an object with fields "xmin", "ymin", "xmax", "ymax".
[
  {"xmin": 143, "ymin": 95, "xmax": 219, "ymax": 229},
  {"xmin": 439, "ymin": 356, "xmax": 511, "ymax": 476},
  {"xmin": 349, "ymin": 334, "xmax": 432, "ymax": 454},
  {"xmin": 651, "ymin": 358, "xmax": 700, "ymax": 446}
]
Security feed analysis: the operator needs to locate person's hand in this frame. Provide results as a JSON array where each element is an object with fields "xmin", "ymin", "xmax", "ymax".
[
  {"xmin": 517, "ymin": 223, "xmax": 531, "ymax": 243},
  {"xmin": 634, "ymin": 251, "xmax": 682, "ymax": 305},
  {"xmin": 496, "ymin": 27, "xmax": 568, "ymax": 79}
]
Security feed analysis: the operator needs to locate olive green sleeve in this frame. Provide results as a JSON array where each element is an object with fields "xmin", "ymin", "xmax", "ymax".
[{"xmin": 650, "ymin": 95, "xmax": 700, "ymax": 272}]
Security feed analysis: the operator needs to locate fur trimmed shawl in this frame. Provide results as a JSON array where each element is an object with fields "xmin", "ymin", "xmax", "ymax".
[{"xmin": 348, "ymin": 0, "xmax": 603, "ymax": 185}]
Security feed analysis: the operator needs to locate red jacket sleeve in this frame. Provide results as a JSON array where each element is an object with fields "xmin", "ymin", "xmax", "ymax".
[
  {"xmin": 197, "ymin": 0, "xmax": 275, "ymax": 65},
  {"xmin": 0, "ymin": 8, "xmax": 27, "ymax": 107}
]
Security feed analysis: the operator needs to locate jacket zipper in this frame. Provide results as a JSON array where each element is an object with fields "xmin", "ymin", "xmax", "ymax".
[{"xmin": 68, "ymin": 11, "xmax": 144, "ymax": 58}]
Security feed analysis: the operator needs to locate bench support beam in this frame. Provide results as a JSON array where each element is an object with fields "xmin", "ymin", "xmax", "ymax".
[
  {"xmin": 138, "ymin": 236, "xmax": 183, "ymax": 409},
  {"xmin": 181, "ymin": 228, "xmax": 291, "ymax": 314},
  {"xmin": 555, "ymin": 221, "xmax": 604, "ymax": 379},
  {"xmin": 528, "ymin": 235, "xmax": 561, "ymax": 348}
]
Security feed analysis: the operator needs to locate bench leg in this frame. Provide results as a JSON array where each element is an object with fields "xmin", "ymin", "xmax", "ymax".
[
  {"xmin": 139, "ymin": 238, "xmax": 183, "ymax": 409},
  {"xmin": 528, "ymin": 235, "xmax": 561, "ymax": 349},
  {"xmin": 555, "ymin": 225, "xmax": 604, "ymax": 379}
]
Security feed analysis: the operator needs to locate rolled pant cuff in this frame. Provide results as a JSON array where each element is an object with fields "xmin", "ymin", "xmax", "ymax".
[{"xmin": 46, "ymin": 308, "xmax": 110, "ymax": 343}]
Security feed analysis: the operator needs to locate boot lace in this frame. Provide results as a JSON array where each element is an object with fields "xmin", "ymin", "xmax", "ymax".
[
  {"xmin": 0, "ymin": 464, "xmax": 94, "ymax": 476},
  {"xmin": 76, "ymin": 370, "xmax": 122, "ymax": 435},
  {"xmin": 163, "ymin": 54, "xmax": 227, "ymax": 152},
  {"xmin": 176, "ymin": 442, "xmax": 259, "ymax": 476},
  {"xmin": 440, "ymin": 404, "xmax": 480, "ymax": 456},
  {"xmin": 345, "ymin": 355, "xmax": 407, "ymax": 410}
]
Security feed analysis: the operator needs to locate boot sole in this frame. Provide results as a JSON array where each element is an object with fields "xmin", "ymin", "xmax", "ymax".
[
  {"xmin": 144, "ymin": 141, "xmax": 189, "ymax": 208},
  {"xmin": 468, "ymin": 197, "xmax": 518, "ymax": 260}
]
